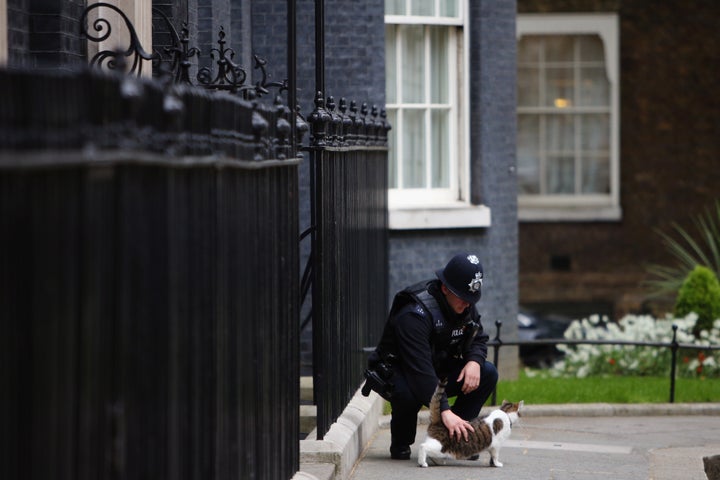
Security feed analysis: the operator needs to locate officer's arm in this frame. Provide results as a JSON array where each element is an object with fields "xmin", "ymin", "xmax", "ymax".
[
  {"xmin": 464, "ymin": 313, "xmax": 489, "ymax": 365},
  {"xmin": 393, "ymin": 308, "xmax": 448, "ymax": 409}
]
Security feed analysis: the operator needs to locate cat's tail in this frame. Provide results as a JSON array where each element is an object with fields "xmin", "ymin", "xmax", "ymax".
[{"xmin": 428, "ymin": 378, "xmax": 448, "ymax": 425}]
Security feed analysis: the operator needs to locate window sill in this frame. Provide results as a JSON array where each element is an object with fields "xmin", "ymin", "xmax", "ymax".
[
  {"xmin": 518, "ymin": 205, "xmax": 622, "ymax": 222},
  {"xmin": 388, "ymin": 203, "xmax": 491, "ymax": 230}
]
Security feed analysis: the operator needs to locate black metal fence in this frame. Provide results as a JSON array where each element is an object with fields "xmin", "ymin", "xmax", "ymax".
[
  {"xmin": 489, "ymin": 321, "xmax": 720, "ymax": 405},
  {"xmin": 306, "ymin": 94, "xmax": 390, "ymax": 439},
  {"xmin": 1, "ymin": 68, "xmax": 301, "ymax": 480}
]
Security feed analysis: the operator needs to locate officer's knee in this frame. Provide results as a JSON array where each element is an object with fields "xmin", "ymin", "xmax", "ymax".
[{"xmin": 482, "ymin": 361, "xmax": 499, "ymax": 387}]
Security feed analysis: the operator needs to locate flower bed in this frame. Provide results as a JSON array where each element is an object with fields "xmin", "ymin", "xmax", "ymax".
[{"xmin": 549, "ymin": 313, "xmax": 720, "ymax": 379}]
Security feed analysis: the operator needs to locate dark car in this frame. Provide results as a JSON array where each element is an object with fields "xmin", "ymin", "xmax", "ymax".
[{"xmin": 517, "ymin": 308, "xmax": 573, "ymax": 368}]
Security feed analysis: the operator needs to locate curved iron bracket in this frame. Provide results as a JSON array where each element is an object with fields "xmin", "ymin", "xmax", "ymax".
[{"xmin": 80, "ymin": 2, "xmax": 158, "ymax": 76}]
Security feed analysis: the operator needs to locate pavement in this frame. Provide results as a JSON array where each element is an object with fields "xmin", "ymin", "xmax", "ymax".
[{"xmin": 297, "ymin": 390, "xmax": 720, "ymax": 480}]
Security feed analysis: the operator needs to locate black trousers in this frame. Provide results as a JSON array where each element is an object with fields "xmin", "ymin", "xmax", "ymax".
[{"xmin": 389, "ymin": 360, "xmax": 498, "ymax": 450}]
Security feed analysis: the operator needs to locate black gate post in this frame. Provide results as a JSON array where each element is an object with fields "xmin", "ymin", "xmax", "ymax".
[
  {"xmin": 315, "ymin": 0, "xmax": 325, "ymax": 96},
  {"xmin": 311, "ymin": 0, "xmax": 327, "ymax": 440},
  {"xmin": 288, "ymin": 0, "xmax": 297, "ymax": 156},
  {"xmin": 669, "ymin": 324, "xmax": 678, "ymax": 403}
]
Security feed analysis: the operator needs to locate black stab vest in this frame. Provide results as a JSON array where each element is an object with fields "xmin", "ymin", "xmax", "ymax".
[{"xmin": 374, "ymin": 279, "xmax": 479, "ymax": 367}]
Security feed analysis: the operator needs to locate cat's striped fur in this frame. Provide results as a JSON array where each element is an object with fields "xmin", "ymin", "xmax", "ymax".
[{"xmin": 418, "ymin": 379, "xmax": 523, "ymax": 468}]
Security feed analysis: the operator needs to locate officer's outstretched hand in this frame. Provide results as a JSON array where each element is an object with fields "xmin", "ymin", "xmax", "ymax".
[
  {"xmin": 457, "ymin": 360, "xmax": 481, "ymax": 395},
  {"xmin": 441, "ymin": 409, "xmax": 474, "ymax": 441}
]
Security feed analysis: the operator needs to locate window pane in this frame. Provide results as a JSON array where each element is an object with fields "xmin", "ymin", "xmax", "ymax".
[
  {"xmin": 410, "ymin": 0, "xmax": 433, "ymax": 16},
  {"xmin": 545, "ymin": 114, "xmax": 574, "ymax": 152},
  {"xmin": 581, "ymin": 155, "xmax": 609, "ymax": 193},
  {"xmin": 386, "ymin": 25, "xmax": 397, "ymax": 103},
  {"xmin": 518, "ymin": 67, "xmax": 540, "ymax": 107},
  {"xmin": 518, "ymin": 36, "xmax": 542, "ymax": 63},
  {"xmin": 517, "ymin": 115, "xmax": 540, "ymax": 194},
  {"xmin": 579, "ymin": 35, "xmax": 604, "ymax": 61},
  {"xmin": 431, "ymin": 109, "xmax": 449, "ymax": 188},
  {"xmin": 546, "ymin": 66, "xmax": 574, "ymax": 108},
  {"xmin": 544, "ymin": 35, "xmax": 574, "ymax": 62},
  {"xmin": 547, "ymin": 156, "xmax": 574, "ymax": 194},
  {"xmin": 387, "ymin": 109, "xmax": 398, "ymax": 188},
  {"xmin": 430, "ymin": 27, "xmax": 448, "ymax": 103},
  {"xmin": 402, "ymin": 109, "xmax": 426, "ymax": 188},
  {"xmin": 385, "ymin": 0, "xmax": 404, "ymax": 15},
  {"xmin": 579, "ymin": 67, "xmax": 609, "ymax": 106},
  {"xmin": 401, "ymin": 25, "xmax": 425, "ymax": 103},
  {"xmin": 581, "ymin": 114, "xmax": 609, "ymax": 151},
  {"xmin": 440, "ymin": 0, "xmax": 458, "ymax": 17}
]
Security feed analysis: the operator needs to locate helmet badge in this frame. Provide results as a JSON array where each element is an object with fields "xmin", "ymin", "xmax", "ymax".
[
  {"xmin": 468, "ymin": 271, "xmax": 483, "ymax": 293},
  {"xmin": 467, "ymin": 255, "xmax": 480, "ymax": 265}
]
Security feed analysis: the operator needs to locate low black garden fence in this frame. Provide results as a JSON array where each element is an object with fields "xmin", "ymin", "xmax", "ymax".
[{"xmin": 489, "ymin": 321, "xmax": 720, "ymax": 405}]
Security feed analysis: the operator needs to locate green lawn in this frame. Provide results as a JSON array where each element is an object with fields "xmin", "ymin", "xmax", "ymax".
[
  {"xmin": 382, "ymin": 372, "xmax": 719, "ymax": 414},
  {"xmin": 494, "ymin": 370, "xmax": 720, "ymax": 404}
]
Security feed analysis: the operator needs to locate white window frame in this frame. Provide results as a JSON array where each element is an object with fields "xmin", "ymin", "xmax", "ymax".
[
  {"xmin": 517, "ymin": 13, "xmax": 621, "ymax": 222},
  {"xmin": 386, "ymin": 0, "xmax": 490, "ymax": 229},
  {"xmin": 0, "ymin": 0, "xmax": 7, "ymax": 65}
]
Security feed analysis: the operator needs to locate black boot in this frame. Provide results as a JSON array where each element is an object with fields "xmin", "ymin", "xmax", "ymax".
[{"xmin": 390, "ymin": 445, "xmax": 411, "ymax": 460}]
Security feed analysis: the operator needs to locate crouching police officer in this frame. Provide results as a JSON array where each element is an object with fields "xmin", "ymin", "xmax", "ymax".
[{"xmin": 362, "ymin": 252, "xmax": 498, "ymax": 460}]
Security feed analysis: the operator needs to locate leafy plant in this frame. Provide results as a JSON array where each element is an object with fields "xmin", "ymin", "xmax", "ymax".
[
  {"xmin": 674, "ymin": 265, "xmax": 720, "ymax": 335},
  {"xmin": 645, "ymin": 200, "xmax": 720, "ymax": 298}
]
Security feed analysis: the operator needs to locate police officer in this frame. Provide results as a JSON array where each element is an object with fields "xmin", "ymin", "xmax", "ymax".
[{"xmin": 368, "ymin": 253, "xmax": 498, "ymax": 460}]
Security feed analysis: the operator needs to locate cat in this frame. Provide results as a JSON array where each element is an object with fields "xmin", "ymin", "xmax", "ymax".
[
  {"xmin": 704, "ymin": 454, "xmax": 720, "ymax": 480},
  {"xmin": 418, "ymin": 379, "xmax": 523, "ymax": 468}
]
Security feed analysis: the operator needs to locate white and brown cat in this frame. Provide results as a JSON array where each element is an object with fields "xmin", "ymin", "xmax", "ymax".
[{"xmin": 418, "ymin": 379, "xmax": 523, "ymax": 468}]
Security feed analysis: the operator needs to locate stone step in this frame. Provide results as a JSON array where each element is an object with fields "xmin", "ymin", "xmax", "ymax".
[
  {"xmin": 300, "ymin": 375, "xmax": 314, "ymax": 402},
  {"xmin": 300, "ymin": 404, "xmax": 317, "ymax": 434},
  {"xmin": 300, "ymin": 376, "xmax": 316, "ymax": 434}
]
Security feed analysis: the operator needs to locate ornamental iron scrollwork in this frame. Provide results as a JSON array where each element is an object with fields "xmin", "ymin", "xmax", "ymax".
[
  {"xmin": 196, "ymin": 27, "xmax": 248, "ymax": 93},
  {"xmin": 80, "ymin": 2, "xmax": 158, "ymax": 76},
  {"xmin": 80, "ymin": 3, "xmax": 288, "ymax": 100}
]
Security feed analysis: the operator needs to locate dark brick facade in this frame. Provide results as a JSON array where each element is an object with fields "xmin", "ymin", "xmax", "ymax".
[
  {"xmin": 517, "ymin": 0, "xmax": 720, "ymax": 319},
  {"xmin": 7, "ymin": 0, "xmax": 85, "ymax": 68}
]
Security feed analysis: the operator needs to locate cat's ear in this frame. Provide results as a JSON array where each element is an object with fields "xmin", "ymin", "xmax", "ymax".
[
  {"xmin": 501, "ymin": 399, "xmax": 509, "ymax": 407},
  {"xmin": 518, "ymin": 400, "xmax": 524, "ymax": 408}
]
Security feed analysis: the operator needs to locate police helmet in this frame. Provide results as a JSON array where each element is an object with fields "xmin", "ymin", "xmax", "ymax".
[{"xmin": 435, "ymin": 253, "xmax": 484, "ymax": 304}]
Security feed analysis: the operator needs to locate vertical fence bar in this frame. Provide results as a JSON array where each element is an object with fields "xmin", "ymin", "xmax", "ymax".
[
  {"xmin": 314, "ymin": 0, "xmax": 325, "ymax": 97},
  {"xmin": 287, "ymin": 0, "xmax": 297, "ymax": 156},
  {"xmin": 669, "ymin": 324, "xmax": 678, "ymax": 403},
  {"xmin": 491, "ymin": 320, "xmax": 502, "ymax": 406}
]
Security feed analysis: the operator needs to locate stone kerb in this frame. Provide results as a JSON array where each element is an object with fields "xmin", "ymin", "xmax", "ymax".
[{"xmin": 297, "ymin": 388, "xmax": 385, "ymax": 480}]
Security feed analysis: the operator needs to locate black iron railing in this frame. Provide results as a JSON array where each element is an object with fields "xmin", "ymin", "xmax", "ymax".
[
  {"xmin": 489, "ymin": 321, "xmax": 720, "ymax": 405},
  {"xmin": 78, "ymin": 0, "xmax": 301, "ymax": 165},
  {"xmin": 0, "ymin": 63, "xmax": 302, "ymax": 480},
  {"xmin": 81, "ymin": 3, "xmax": 286, "ymax": 98},
  {"xmin": 303, "ymin": 91, "xmax": 390, "ymax": 439}
]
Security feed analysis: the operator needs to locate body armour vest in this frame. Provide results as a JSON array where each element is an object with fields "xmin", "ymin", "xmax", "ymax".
[{"xmin": 374, "ymin": 279, "xmax": 480, "ymax": 367}]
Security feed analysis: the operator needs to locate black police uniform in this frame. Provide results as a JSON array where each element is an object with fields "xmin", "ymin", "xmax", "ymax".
[{"xmin": 372, "ymin": 278, "xmax": 498, "ymax": 459}]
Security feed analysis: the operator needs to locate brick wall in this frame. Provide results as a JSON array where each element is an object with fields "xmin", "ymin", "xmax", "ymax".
[
  {"xmin": 517, "ymin": 0, "xmax": 720, "ymax": 319},
  {"xmin": 7, "ymin": 0, "xmax": 86, "ymax": 68},
  {"xmin": 29, "ymin": 0, "xmax": 85, "ymax": 68}
]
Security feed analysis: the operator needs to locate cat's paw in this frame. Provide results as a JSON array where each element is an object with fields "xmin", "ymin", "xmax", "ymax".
[
  {"xmin": 490, "ymin": 459, "xmax": 503, "ymax": 468},
  {"xmin": 418, "ymin": 461, "xmax": 428, "ymax": 468}
]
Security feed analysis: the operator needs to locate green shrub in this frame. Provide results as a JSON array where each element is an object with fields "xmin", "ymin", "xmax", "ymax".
[{"xmin": 674, "ymin": 265, "xmax": 720, "ymax": 335}]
